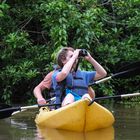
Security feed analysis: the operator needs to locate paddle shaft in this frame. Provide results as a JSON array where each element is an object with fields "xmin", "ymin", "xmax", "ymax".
[
  {"xmin": 95, "ymin": 93, "xmax": 140, "ymax": 100},
  {"xmin": 89, "ymin": 76, "xmax": 111, "ymax": 86},
  {"xmin": 35, "ymin": 93, "xmax": 140, "ymax": 107},
  {"xmin": 20, "ymin": 103, "xmax": 61, "ymax": 110},
  {"xmin": 89, "ymin": 66, "xmax": 140, "ymax": 86},
  {"xmin": 89, "ymin": 93, "xmax": 140, "ymax": 106},
  {"xmin": 15, "ymin": 96, "xmax": 56, "ymax": 110},
  {"xmin": 0, "ymin": 103, "xmax": 60, "ymax": 116},
  {"xmin": 12, "ymin": 97, "xmax": 56, "ymax": 115},
  {"xmin": 0, "ymin": 97, "xmax": 56, "ymax": 119}
]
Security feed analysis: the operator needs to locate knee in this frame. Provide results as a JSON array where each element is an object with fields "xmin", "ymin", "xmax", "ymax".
[
  {"xmin": 82, "ymin": 94, "xmax": 92, "ymax": 101},
  {"xmin": 62, "ymin": 94, "xmax": 74, "ymax": 107}
]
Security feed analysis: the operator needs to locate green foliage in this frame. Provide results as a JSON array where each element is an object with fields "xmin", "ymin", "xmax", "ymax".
[{"xmin": 0, "ymin": 0, "xmax": 140, "ymax": 104}]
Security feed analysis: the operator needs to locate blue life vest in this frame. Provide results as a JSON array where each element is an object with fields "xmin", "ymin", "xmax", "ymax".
[
  {"xmin": 54, "ymin": 79, "xmax": 66, "ymax": 108},
  {"xmin": 53, "ymin": 70, "xmax": 89, "ymax": 107},
  {"xmin": 65, "ymin": 70, "xmax": 88, "ymax": 96}
]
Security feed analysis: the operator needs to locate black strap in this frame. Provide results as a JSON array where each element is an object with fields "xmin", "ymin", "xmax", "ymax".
[
  {"xmin": 56, "ymin": 79, "xmax": 66, "ymax": 103},
  {"xmin": 75, "ymin": 58, "xmax": 81, "ymax": 72},
  {"xmin": 67, "ymin": 86, "xmax": 87, "ymax": 90},
  {"xmin": 60, "ymin": 79, "xmax": 66, "ymax": 102}
]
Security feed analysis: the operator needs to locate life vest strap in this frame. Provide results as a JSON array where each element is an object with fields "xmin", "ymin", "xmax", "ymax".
[{"xmin": 67, "ymin": 86, "xmax": 87, "ymax": 90}]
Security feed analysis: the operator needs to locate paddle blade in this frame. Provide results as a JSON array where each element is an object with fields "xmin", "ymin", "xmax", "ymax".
[
  {"xmin": 118, "ymin": 61, "xmax": 140, "ymax": 72},
  {"xmin": 113, "ymin": 61, "xmax": 140, "ymax": 79},
  {"xmin": 113, "ymin": 67, "xmax": 140, "ymax": 79},
  {"xmin": 0, "ymin": 104, "xmax": 12, "ymax": 110},
  {"xmin": 0, "ymin": 107, "xmax": 21, "ymax": 119}
]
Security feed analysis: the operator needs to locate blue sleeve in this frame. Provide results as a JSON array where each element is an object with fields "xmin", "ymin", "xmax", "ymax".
[{"xmin": 82, "ymin": 71, "xmax": 96, "ymax": 84}]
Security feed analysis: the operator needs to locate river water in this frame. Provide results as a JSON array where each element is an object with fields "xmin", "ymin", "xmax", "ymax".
[{"xmin": 0, "ymin": 102, "xmax": 140, "ymax": 140}]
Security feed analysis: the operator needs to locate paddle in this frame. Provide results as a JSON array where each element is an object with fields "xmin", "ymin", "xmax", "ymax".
[
  {"xmin": 0, "ymin": 104, "xmax": 12, "ymax": 110},
  {"xmin": 0, "ymin": 97, "xmax": 56, "ymax": 119},
  {"xmin": 88, "ymin": 93, "xmax": 140, "ymax": 106},
  {"xmin": 89, "ymin": 61, "xmax": 140, "ymax": 105},
  {"xmin": 89, "ymin": 61, "xmax": 140, "ymax": 86}
]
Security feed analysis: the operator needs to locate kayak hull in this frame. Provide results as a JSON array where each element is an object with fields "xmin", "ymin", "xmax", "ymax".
[{"xmin": 35, "ymin": 99, "xmax": 115, "ymax": 132}]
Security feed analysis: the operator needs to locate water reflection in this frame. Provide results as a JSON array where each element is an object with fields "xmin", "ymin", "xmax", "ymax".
[
  {"xmin": 37, "ymin": 126, "xmax": 114, "ymax": 140},
  {"xmin": 0, "ymin": 119, "xmax": 36, "ymax": 140},
  {"xmin": 0, "ymin": 110, "xmax": 37, "ymax": 140},
  {"xmin": 114, "ymin": 103, "xmax": 140, "ymax": 140}
]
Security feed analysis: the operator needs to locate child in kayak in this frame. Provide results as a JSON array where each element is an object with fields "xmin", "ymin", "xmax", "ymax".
[{"xmin": 52, "ymin": 47, "xmax": 107, "ymax": 107}]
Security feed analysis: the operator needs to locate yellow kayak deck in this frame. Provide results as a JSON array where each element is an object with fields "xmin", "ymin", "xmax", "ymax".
[{"xmin": 35, "ymin": 99, "xmax": 115, "ymax": 132}]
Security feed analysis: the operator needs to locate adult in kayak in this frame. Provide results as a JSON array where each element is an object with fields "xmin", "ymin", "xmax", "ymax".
[
  {"xmin": 52, "ymin": 47, "xmax": 107, "ymax": 107},
  {"xmin": 33, "ymin": 71, "xmax": 54, "ymax": 105}
]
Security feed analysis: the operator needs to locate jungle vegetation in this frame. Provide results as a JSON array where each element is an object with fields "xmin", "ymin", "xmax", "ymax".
[{"xmin": 0, "ymin": 0, "xmax": 140, "ymax": 104}]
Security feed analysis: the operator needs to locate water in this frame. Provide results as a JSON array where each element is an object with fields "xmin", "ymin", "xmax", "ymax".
[
  {"xmin": 113, "ymin": 103, "xmax": 140, "ymax": 140},
  {"xmin": 0, "ymin": 109, "xmax": 37, "ymax": 140},
  {"xmin": 0, "ymin": 103, "xmax": 140, "ymax": 140}
]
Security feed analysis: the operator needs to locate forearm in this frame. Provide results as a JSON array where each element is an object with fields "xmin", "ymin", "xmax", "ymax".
[
  {"xmin": 33, "ymin": 86, "xmax": 44, "ymax": 99},
  {"xmin": 33, "ymin": 86, "xmax": 47, "ymax": 104},
  {"xmin": 56, "ymin": 57, "xmax": 77, "ymax": 81},
  {"xmin": 88, "ymin": 87, "xmax": 95, "ymax": 99},
  {"xmin": 88, "ymin": 57, "xmax": 107, "ymax": 80},
  {"xmin": 61, "ymin": 57, "xmax": 76, "ymax": 74}
]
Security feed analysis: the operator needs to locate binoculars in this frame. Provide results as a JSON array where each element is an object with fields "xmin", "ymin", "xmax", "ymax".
[{"xmin": 79, "ymin": 49, "xmax": 88, "ymax": 57}]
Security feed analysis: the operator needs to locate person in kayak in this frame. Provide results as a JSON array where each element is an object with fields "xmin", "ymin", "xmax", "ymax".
[
  {"xmin": 33, "ymin": 71, "xmax": 54, "ymax": 105},
  {"xmin": 52, "ymin": 47, "xmax": 107, "ymax": 107}
]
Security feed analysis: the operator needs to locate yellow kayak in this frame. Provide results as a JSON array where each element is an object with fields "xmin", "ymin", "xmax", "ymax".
[
  {"xmin": 37, "ymin": 126, "xmax": 114, "ymax": 140},
  {"xmin": 35, "ymin": 99, "xmax": 115, "ymax": 132}
]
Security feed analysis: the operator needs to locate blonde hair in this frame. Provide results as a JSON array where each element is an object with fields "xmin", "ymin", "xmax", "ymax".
[{"xmin": 57, "ymin": 47, "xmax": 74, "ymax": 68}]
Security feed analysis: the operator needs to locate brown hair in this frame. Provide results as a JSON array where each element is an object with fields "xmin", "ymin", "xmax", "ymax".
[{"xmin": 57, "ymin": 47, "xmax": 74, "ymax": 68}]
